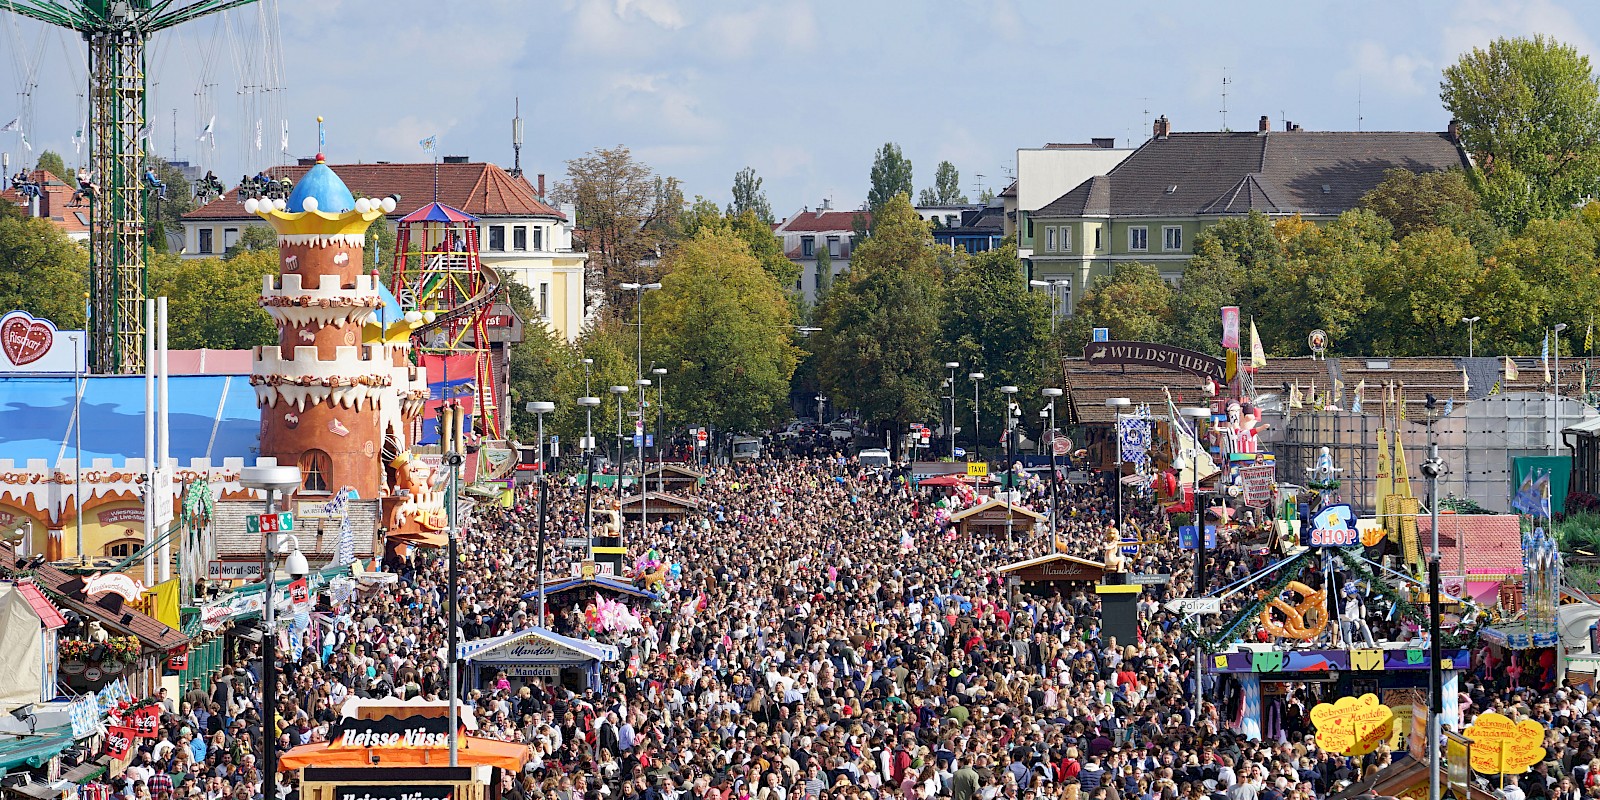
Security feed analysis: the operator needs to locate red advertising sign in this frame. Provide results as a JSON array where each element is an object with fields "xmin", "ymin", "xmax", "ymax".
[
  {"xmin": 166, "ymin": 647, "xmax": 189, "ymax": 671},
  {"xmin": 131, "ymin": 705, "xmax": 161, "ymax": 738},
  {"xmin": 103, "ymin": 725, "xmax": 134, "ymax": 759},
  {"xmin": 289, "ymin": 578, "xmax": 309, "ymax": 609}
]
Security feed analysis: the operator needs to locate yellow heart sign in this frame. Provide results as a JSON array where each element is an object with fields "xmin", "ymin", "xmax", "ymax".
[
  {"xmin": 1310, "ymin": 694, "xmax": 1396, "ymax": 756},
  {"xmin": 1464, "ymin": 713, "xmax": 1547, "ymax": 775}
]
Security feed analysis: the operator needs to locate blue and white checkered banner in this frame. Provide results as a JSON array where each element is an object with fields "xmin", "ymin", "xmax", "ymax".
[{"xmin": 1116, "ymin": 414, "xmax": 1152, "ymax": 471}]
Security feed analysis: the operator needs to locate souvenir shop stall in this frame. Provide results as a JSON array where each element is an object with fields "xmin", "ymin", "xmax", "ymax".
[{"xmin": 455, "ymin": 627, "xmax": 618, "ymax": 693}]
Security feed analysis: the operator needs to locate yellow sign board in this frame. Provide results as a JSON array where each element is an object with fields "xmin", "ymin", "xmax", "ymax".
[
  {"xmin": 1446, "ymin": 732, "xmax": 1473, "ymax": 799},
  {"xmin": 1465, "ymin": 712, "xmax": 1546, "ymax": 775},
  {"xmin": 966, "ymin": 462, "xmax": 989, "ymax": 477},
  {"xmin": 1311, "ymin": 694, "xmax": 1395, "ymax": 756}
]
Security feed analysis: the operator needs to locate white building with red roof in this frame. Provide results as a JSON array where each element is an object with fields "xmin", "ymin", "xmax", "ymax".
[
  {"xmin": 182, "ymin": 158, "xmax": 589, "ymax": 341},
  {"xmin": 774, "ymin": 203, "xmax": 872, "ymax": 303}
]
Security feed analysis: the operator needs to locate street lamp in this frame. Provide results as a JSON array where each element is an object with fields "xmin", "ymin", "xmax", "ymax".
[
  {"xmin": 1106, "ymin": 397, "xmax": 1131, "ymax": 528},
  {"xmin": 815, "ymin": 394, "xmax": 826, "ymax": 425},
  {"xmin": 239, "ymin": 463, "xmax": 302, "ymax": 795},
  {"xmin": 619, "ymin": 281, "xmax": 663, "ymax": 381},
  {"xmin": 1029, "ymin": 279, "xmax": 1068, "ymax": 336},
  {"xmin": 969, "ymin": 372, "xmax": 985, "ymax": 461},
  {"xmin": 1000, "ymin": 385, "xmax": 1018, "ymax": 545},
  {"xmin": 1461, "ymin": 316, "xmax": 1480, "ymax": 358},
  {"xmin": 1555, "ymin": 323, "xmax": 1570, "ymax": 454},
  {"xmin": 652, "ymin": 367, "xmax": 667, "ymax": 498},
  {"xmin": 1179, "ymin": 406, "xmax": 1212, "ymax": 707},
  {"xmin": 637, "ymin": 377, "xmax": 653, "ymax": 536},
  {"xmin": 609, "ymin": 385, "xmax": 630, "ymax": 469},
  {"xmin": 1043, "ymin": 388, "xmax": 1063, "ymax": 551},
  {"xmin": 945, "ymin": 362, "xmax": 960, "ymax": 458},
  {"xmin": 791, "ymin": 325, "xmax": 821, "ymax": 336},
  {"xmin": 526, "ymin": 401, "xmax": 555, "ymax": 622},
  {"xmin": 577, "ymin": 395, "xmax": 601, "ymax": 562}
]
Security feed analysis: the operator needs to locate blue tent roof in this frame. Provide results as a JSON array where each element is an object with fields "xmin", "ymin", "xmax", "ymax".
[
  {"xmin": 520, "ymin": 576, "xmax": 659, "ymax": 602},
  {"xmin": 0, "ymin": 375, "xmax": 259, "ymax": 463},
  {"xmin": 286, "ymin": 161, "xmax": 356, "ymax": 214}
]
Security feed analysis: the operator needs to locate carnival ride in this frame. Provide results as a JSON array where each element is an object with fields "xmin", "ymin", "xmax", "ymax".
[
  {"xmin": 387, "ymin": 202, "xmax": 504, "ymax": 443},
  {"xmin": 2, "ymin": 0, "xmax": 285, "ymax": 374}
]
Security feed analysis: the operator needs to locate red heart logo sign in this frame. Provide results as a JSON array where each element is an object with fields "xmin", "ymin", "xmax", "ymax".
[{"xmin": 1, "ymin": 312, "xmax": 55, "ymax": 366}]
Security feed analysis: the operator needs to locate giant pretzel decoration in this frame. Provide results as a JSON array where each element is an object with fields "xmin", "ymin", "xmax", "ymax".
[{"xmin": 1258, "ymin": 580, "xmax": 1328, "ymax": 639}]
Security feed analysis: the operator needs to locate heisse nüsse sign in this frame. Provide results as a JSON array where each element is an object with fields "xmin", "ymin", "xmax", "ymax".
[{"xmin": 327, "ymin": 715, "xmax": 461, "ymax": 750}]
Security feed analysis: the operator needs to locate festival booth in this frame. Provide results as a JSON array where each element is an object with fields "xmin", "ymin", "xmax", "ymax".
[
  {"xmin": 997, "ymin": 553, "xmax": 1107, "ymax": 588},
  {"xmin": 456, "ymin": 627, "xmax": 617, "ymax": 693},
  {"xmin": 637, "ymin": 464, "xmax": 706, "ymax": 495},
  {"xmin": 617, "ymin": 491, "xmax": 702, "ymax": 519},
  {"xmin": 522, "ymin": 576, "xmax": 659, "ymax": 607},
  {"xmin": 947, "ymin": 498, "xmax": 1045, "ymax": 537},
  {"xmin": 278, "ymin": 701, "xmax": 527, "ymax": 800}
]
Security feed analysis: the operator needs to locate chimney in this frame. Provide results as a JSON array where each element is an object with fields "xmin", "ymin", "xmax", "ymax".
[
  {"xmin": 537, "ymin": 173, "xmax": 546, "ymax": 199},
  {"xmin": 1447, "ymin": 118, "xmax": 1461, "ymax": 143},
  {"xmin": 1258, "ymin": 115, "xmax": 1270, "ymax": 133},
  {"xmin": 1153, "ymin": 115, "xmax": 1171, "ymax": 139},
  {"xmin": 821, "ymin": 197, "xmax": 832, "ymax": 211},
  {"xmin": 1091, "ymin": 137, "xmax": 1116, "ymax": 149}
]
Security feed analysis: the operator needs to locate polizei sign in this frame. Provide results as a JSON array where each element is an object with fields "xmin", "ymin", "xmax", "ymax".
[{"xmin": 1083, "ymin": 341, "xmax": 1226, "ymax": 382}]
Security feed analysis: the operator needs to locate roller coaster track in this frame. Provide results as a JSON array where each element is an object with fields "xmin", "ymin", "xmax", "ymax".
[{"xmin": 411, "ymin": 252, "xmax": 503, "ymax": 341}]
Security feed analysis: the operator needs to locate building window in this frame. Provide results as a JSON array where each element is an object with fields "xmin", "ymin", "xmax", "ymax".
[
  {"xmin": 105, "ymin": 539, "xmax": 138, "ymax": 559},
  {"xmin": 513, "ymin": 226, "xmax": 528, "ymax": 251},
  {"xmin": 488, "ymin": 226, "xmax": 506, "ymax": 251},
  {"xmin": 539, "ymin": 283, "xmax": 550, "ymax": 320},
  {"xmin": 1129, "ymin": 226, "xmax": 1148, "ymax": 251},
  {"xmin": 1054, "ymin": 284, "xmax": 1072, "ymax": 317},
  {"xmin": 299, "ymin": 449, "xmax": 332, "ymax": 493},
  {"xmin": 827, "ymin": 236, "xmax": 841, "ymax": 258},
  {"xmin": 223, "ymin": 228, "xmax": 240, "ymax": 249},
  {"xmin": 532, "ymin": 226, "xmax": 543, "ymax": 251},
  {"xmin": 198, "ymin": 228, "xmax": 213, "ymax": 254},
  {"xmin": 1046, "ymin": 227, "xmax": 1056, "ymax": 252},
  {"xmin": 1163, "ymin": 225, "xmax": 1183, "ymax": 252},
  {"xmin": 801, "ymin": 236, "xmax": 815, "ymax": 257},
  {"xmin": 1025, "ymin": 216, "xmax": 1034, "ymax": 240},
  {"xmin": 1060, "ymin": 227, "xmax": 1072, "ymax": 253},
  {"xmin": 1094, "ymin": 228, "xmax": 1103, "ymax": 251}
]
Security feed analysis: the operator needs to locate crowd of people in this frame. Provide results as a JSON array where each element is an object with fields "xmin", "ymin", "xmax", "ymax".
[{"xmin": 96, "ymin": 454, "xmax": 1580, "ymax": 800}]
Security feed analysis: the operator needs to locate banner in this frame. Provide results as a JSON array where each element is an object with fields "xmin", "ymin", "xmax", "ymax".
[
  {"xmin": 1221, "ymin": 306, "xmax": 1240, "ymax": 349},
  {"xmin": 1240, "ymin": 464, "xmax": 1275, "ymax": 508},
  {"xmin": 103, "ymin": 725, "xmax": 134, "ymax": 759},
  {"xmin": 131, "ymin": 705, "xmax": 161, "ymax": 739},
  {"xmin": 1115, "ymin": 415, "xmax": 1151, "ymax": 471},
  {"xmin": 289, "ymin": 578, "xmax": 310, "ymax": 609},
  {"xmin": 1249, "ymin": 320, "xmax": 1267, "ymax": 370},
  {"xmin": 1082, "ymin": 341, "xmax": 1225, "ymax": 382}
]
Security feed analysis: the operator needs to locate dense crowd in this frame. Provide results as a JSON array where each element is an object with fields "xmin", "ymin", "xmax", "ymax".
[{"xmin": 99, "ymin": 455, "xmax": 1584, "ymax": 800}]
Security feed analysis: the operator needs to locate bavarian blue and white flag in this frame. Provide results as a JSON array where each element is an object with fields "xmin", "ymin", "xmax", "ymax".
[{"xmin": 418, "ymin": 135, "xmax": 437, "ymax": 152}]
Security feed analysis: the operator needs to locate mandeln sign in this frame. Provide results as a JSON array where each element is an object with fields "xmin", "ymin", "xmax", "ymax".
[{"xmin": 1082, "ymin": 341, "xmax": 1225, "ymax": 382}]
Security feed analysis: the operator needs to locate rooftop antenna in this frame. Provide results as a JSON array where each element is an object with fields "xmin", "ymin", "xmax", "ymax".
[
  {"xmin": 1358, "ymin": 78, "xmax": 1365, "ymax": 132},
  {"xmin": 1220, "ymin": 68, "xmax": 1232, "ymax": 131},
  {"xmin": 511, "ymin": 97, "xmax": 524, "ymax": 178},
  {"xmin": 1142, "ymin": 97, "xmax": 1150, "ymax": 138},
  {"xmin": 171, "ymin": 108, "xmax": 177, "ymax": 163},
  {"xmin": 973, "ymin": 173, "xmax": 985, "ymax": 201}
]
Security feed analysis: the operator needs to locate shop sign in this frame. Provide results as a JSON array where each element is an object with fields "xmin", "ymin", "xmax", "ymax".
[
  {"xmin": 1082, "ymin": 341, "xmax": 1225, "ymax": 382},
  {"xmin": 328, "ymin": 715, "xmax": 460, "ymax": 750},
  {"xmin": 335, "ymin": 788, "xmax": 454, "ymax": 800},
  {"xmin": 1240, "ymin": 464, "xmax": 1275, "ymax": 508},
  {"xmin": 504, "ymin": 665, "xmax": 561, "ymax": 678},
  {"xmin": 1446, "ymin": 732, "xmax": 1473, "ymax": 798},
  {"xmin": 0, "ymin": 311, "xmax": 86, "ymax": 373},
  {"xmin": 1308, "ymin": 504, "xmax": 1359, "ymax": 547}
]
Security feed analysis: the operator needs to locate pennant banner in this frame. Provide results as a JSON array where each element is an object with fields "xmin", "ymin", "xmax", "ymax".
[
  {"xmin": 1221, "ymin": 306, "xmax": 1241, "ymax": 349},
  {"xmin": 1116, "ymin": 414, "xmax": 1152, "ymax": 471}
]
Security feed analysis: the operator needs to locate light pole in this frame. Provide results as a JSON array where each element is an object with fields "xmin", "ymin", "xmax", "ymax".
[
  {"xmin": 637, "ymin": 377, "xmax": 653, "ymax": 536},
  {"xmin": 969, "ymin": 372, "xmax": 985, "ymax": 462},
  {"xmin": 441, "ymin": 441, "xmax": 464, "ymax": 768},
  {"xmin": 1179, "ymin": 406, "xmax": 1212, "ymax": 706},
  {"xmin": 578, "ymin": 395, "xmax": 601, "ymax": 562},
  {"xmin": 1043, "ymin": 388, "xmax": 1063, "ymax": 552},
  {"xmin": 620, "ymin": 281, "xmax": 662, "ymax": 383},
  {"xmin": 1029, "ymin": 279, "xmax": 1067, "ymax": 337},
  {"xmin": 652, "ymin": 367, "xmax": 667, "ymax": 497},
  {"xmin": 1106, "ymin": 397, "xmax": 1131, "ymax": 529},
  {"xmin": 1000, "ymin": 385, "xmax": 1018, "ymax": 545},
  {"xmin": 1555, "ymin": 323, "xmax": 1569, "ymax": 454},
  {"xmin": 1421, "ymin": 449, "xmax": 1449, "ymax": 800},
  {"xmin": 945, "ymin": 362, "xmax": 960, "ymax": 458},
  {"xmin": 527, "ymin": 401, "xmax": 555, "ymax": 622},
  {"xmin": 610, "ymin": 385, "xmax": 630, "ymax": 469},
  {"xmin": 815, "ymin": 393, "xmax": 826, "ymax": 425},
  {"xmin": 1461, "ymin": 316, "xmax": 1480, "ymax": 358},
  {"xmin": 239, "ymin": 464, "xmax": 304, "ymax": 794}
]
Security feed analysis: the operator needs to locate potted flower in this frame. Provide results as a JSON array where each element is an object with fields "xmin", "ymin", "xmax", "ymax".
[{"xmin": 59, "ymin": 639, "xmax": 91, "ymax": 673}]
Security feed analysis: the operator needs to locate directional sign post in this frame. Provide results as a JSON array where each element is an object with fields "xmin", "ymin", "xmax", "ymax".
[{"xmin": 1165, "ymin": 597, "xmax": 1222, "ymax": 615}]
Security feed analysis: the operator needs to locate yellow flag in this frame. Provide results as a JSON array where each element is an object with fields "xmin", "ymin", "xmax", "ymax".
[
  {"xmin": 1333, "ymin": 378, "xmax": 1345, "ymax": 404},
  {"xmin": 1250, "ymin": 320, "xmax": 1267, "ymax": 369},
  {"xmin": 1375, "ymin": 428, "xmax": 1393, "ymax": 537},
  {"xmin": 1463, "ymin": 368, "xmax": 1470, "ymax": 394},
  {"xmin": 1289, "ymin": 381, "xmax": 1303, "ymax": 409},
  {"xmin": 1505, "ymin": 356, "xmax": 1519, "ymax": 381},
  {"xmin": 1397, "ymin": 382, "xmax": 1406, "ymax": 421}
]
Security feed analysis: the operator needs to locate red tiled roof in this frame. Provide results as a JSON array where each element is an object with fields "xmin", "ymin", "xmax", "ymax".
[
  {"xmin": 15, "ymin": 580, "xmax": 67, "ymax": 629},
  {"xmin": 776, "ymin": 210, "xmax": 869, "ymax": 233},
  {"xmin": 1416, "ymin": 514, "xmax": 1523, "ymax": 579},
  {"xmin": 183, "ymin": 161, "xmax": 563, "ymax": 221},
  {"xmin": 0, "ymin": 541, "xmax": 188, "ymax": 652},
  {"xmin": 1, "ymin": 169, "xmax": 91, "ymax": 236}
]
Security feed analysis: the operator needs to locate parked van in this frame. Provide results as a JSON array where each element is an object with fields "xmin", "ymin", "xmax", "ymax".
[
  {"xmin": 731, "ymin": 436, "xmax": 762, "ymax": 461},
  {"xmin": 858, "ymin": 448, "xmax": 892, "ymax": 467}
]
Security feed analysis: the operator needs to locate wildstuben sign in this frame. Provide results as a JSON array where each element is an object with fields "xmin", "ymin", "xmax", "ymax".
[{"xmin": 1082, "ymin": 341, "xmax": 1226, "ymax": 382}]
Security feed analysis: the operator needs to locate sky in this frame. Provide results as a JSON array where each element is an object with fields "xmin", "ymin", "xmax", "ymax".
[{"xmin": 1, "ymin": 0, "xmax": 1599, "ymax": 217}]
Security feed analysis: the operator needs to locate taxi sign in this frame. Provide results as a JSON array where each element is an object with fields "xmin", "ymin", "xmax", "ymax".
[{"xmin": 966, "ymin": 462, "xmax": 988, "ymax": 477}]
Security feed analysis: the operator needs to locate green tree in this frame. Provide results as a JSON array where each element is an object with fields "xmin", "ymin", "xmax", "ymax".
[
  {"xmin": 1062, "ymin": 263, "xmax": 1174, "ymax": 352},
  {"xmin": 0, "ymin": 213, "xmax": 88, "ymax": 327},
  {"xmin": 1359, "ymin": 168, "xmax": 1501, "ymax": 248},
  {"xmin": 646, "ymin": 228, "xmax": 799, "ymax": 433},
  {"xmin": 938, "ymin": 237, "xmax": 1049, "ymax": 443},
  {"xmin": 1252, "ymin": 211, "xmax": 1389, "ymax": 355},
  {"xmin": 815, "ymin": 195, "xmax": 942, "ymax": 434},
  {"xmin": 147, "ymin": 249, "xmax": 277, "ymax": 349},
  {"xmin": 553, "ymin": 146, "xmax": 681, "ymax": 318},
  {"xmin": 1369, "ymin": 227, "xmax": 1482, "ymax": 354},
  {"xmin": 497, "ymin": 274, "xmax": 573, "ymax": 441},
  {"xmin": 728, "ymin": 167, "xmax": 773, "ymax": 224},
  {"xmin": 226, "ymin": 225, "xmax": 278, "ymax": 259},
  {"xmin": 363, "ymin": 218, "xmax": 395, "ymax": 272},
  {"xmin": 145, "ymin": 156, "xmax": 195, "ymax": 254},
  {"xmin": 1492, "ymin": 217, "xmax": 1600, "ymax": 345},
  {"xmin": 867, "ymin": 142, "xmax": 913, "ymax": 219},
  {"xmin": 918, "ymin": 160, "xmax": 968, "ymax": 206},
  {"xmin": 977, "ymin": 187, "xmax": 995, "ymax": 205},
  {"xmin": 1168, "ymin": 212, "xmax": 1280, "ymax": 354},
  {"xmin": 1441, "ymin": 35, "xmax": 1600, "ymax": 228},
  {"xmin": 814, "ymin": 246, "xmax": 833, "ymax": 300},
  {"xmin": 34, "ymin": 151, "xmax": 67, "ymax": 181}
]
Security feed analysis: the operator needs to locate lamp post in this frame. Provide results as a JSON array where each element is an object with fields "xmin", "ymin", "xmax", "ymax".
[
  {"xmin": 969, "ymin": 372, "xmax": 985, "ymax": 462},
  {"xmin": 578, "ymin": 395, "xmax": 601, "ymax": 562},
  {"xmin": 1043, "ymin": 388, "xmax": 1063, "ymax": 552},
  {"xmin": 652, "ymin": 367, "xmax": 667, "ymax": 497},
  {"xmin": 1000, "ymin": 385, "xmax": 1018, "ymax": 545},
  {"xmin": 619, "ymin": 281, "xmax": 662, "ymax": 383},
  {"xmin": 1421, "ymin": 441, "xmax": 1450, "ymax": 800},
  {"xmin": 1106, "ymin": 398, "xmax": 1131, "ymax": 529},
  {"xmin": 1179, "ymin": 406, "xmax": 1212, "ymax": 706},
  {"xmin": 637, "ymin": 377, "xmax": 653, "ymax": 536},
  {"xmin": 239, "ymin": 464, "xmax": 303, "ymax": 794},
  {"xmin": 610, "ymin": 385, "xmax": 630, "ymax": 469},
  {"xmin": 1555, "ymin": 323, "xmax": 1569, "ymax": 454},
  {"xmin": 945, "ymin": 363, "xmax": 960, "ymax": 458},
  {"xmin": 1028, "ymin": 279, "xmax": 1067, "ymax": 336},
  {"xmin": 1461, "ymin": 316, "xmax": 1480, "ymax": 358},
  {"xmin": 527, "ymin": 401, "xmax": 555, "ymax": 623},
  {"xmin": 815, "ymin": 394, "xmax": 826, "ymax": 425}
]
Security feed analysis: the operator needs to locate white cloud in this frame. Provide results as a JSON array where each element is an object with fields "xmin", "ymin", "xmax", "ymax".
[
  {"xmin": 604, "ymin": 71, "xmax": 721, "ymax": 139},
  {"xmin": 1440, "ymin": 0, "xmax": 1599, "ymax": 65},
  {"xmin": 696, "ymin": 3, "xmax": 819, "ymax": 61},
  {"xmin": 1341, "ymin": 40, "xmax": 1433, "ymax": 98},
  {"xmin": 616, "ymin": 0, "xmax": 686, "ymax": 30}
]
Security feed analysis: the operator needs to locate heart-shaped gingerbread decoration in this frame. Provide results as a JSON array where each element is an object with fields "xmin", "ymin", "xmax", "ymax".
[{"xmin": 1, "ymin": 312, "xmax": 55, "ymax": 366}]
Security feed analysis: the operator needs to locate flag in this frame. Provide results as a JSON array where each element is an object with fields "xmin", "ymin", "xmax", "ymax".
[
  {"xmin": 1249, "ymin": 319, "xmax": 1267, "ymax": 370},
  {"xmin": 1445, "ymin": 397, "xmax": 1454, "ymax": 415},
  {"xmin": 1537, "ymin": 470, "xmax": 1553, "ymax": 518},
  {"xmin": 1463, "ymin": 368, "xmax": 1470, "ymax": 394},
  {"xmin": 18, "ymin": 131, "xmax": 28, "ymax": 151},
  {"xmin": 1333, "ymin": 378, "xmax": 1345, "ymax": 404},
  {"xmin": 1352, "ymin": 379, "xmax": 1365, "ymax": 414},
  {"xmin": 1544, "ymin": 330, "xmax": 1552, "ymax": 383},
  {"xmin": 1397, "ymin": 382, "xmax": 1406, "ymax": 420},
  {"xmin": 136, "ymin": 124, "xmax": 149, "ymax": 141},
  {"xmin": 1490, "ymin": 380, "xmax": 1502, "ymax": 396},
  {"xmin": 419, "ymin": 135, "xmax": 437, "ymax": 152},
  {"xmin": 1587, "ymin": 317, "xmax": 1593, "ymax": 355},
  {"xmin": 0, "ymin": 117, "xmax": 18, "ymax": 132},
  {"xmin": 197, "ymin": 115, "xmax": 214, "ymax": 141},
  {"xmin": 1513, "ymin": 470, "xmax": 1539, "ymax": 515},
  {"xmin": 281, "ymin": 120, "xmax": 290, "ymax": 153},
  {"xmin": 255, "ymin": 119, "xmax": 263, "ymax": 151},
  {"xmin": 1221, "ymin": 306, "xmax": 1240, "ymax": 349},
  {"xmin": 1505, "ymin": 356, "xmax": 1519, "ymax": 381},
  {"xmin": 1289, "ymin": 381, "xmax": 1302, "ymax": 409}
]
